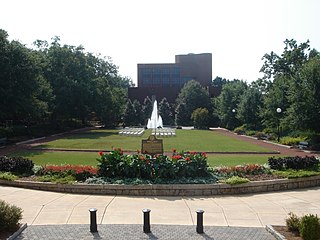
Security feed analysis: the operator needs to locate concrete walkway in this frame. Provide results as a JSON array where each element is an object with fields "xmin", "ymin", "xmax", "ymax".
[{"xmin": 1, "ymin": 186, "xmax": 320, "ymax": 227}]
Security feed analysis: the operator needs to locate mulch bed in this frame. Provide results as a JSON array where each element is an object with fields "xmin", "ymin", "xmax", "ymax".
[{"xmin": 273, "ymin": 226, "xmax": 302, "ymax": 240}]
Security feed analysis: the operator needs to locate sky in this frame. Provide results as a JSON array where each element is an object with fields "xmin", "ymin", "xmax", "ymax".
[{"xmin": 1, "ymin": 0, "xmax": 320, "ymax": 85}]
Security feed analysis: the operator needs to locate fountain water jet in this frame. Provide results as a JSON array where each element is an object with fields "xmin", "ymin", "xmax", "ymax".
[{"xmin": 147, "ymin": 100, "xmax": 163, "ymax": 129}]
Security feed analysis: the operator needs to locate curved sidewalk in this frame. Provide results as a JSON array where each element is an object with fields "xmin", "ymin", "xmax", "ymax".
[{"xmin": 1, "ymin": 186, "xmax": 319, "ymax": 227}]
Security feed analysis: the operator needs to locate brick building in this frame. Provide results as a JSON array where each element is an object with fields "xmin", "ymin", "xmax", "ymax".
[{"xmin": 128, "ymin": 53, "xmax": 220, "ymax": 103}]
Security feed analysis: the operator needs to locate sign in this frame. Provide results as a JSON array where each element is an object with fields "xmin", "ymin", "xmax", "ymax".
[{"xmin": 141, "ymin": 135, "xmax": 163, "ymax": 155}]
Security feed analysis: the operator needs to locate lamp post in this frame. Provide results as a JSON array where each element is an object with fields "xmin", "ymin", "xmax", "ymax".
[{"xmin": 276, "ymin": 107, "xmax": 282, "ymax": 142}]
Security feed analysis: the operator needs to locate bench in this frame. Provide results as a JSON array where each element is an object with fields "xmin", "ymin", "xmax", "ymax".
[
  {"xmin": 0, "ymin": 137, "xmax": 7, "ymax": 148},
  {"xmin": 298, "ymin": 141, "xmax": 309, "ymax": 150}
]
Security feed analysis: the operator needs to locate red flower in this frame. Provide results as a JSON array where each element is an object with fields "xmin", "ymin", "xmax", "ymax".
[
  {"xmin": 99, "ymin": 151, "xmax": 103, "ymax": 156},
  {"xmin": 146, "ymin": 159, "xmax": 150, "ymax": 165},
  {"xmin": 202, "ymin": 152, "xmax": 207, "ymax": 157},
  {"xmin": 185, "ymin": 157, "xmax": 190, "ymax": 161}
]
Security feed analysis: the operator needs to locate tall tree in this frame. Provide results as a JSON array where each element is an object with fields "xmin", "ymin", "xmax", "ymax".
[
  {"xmin": 142, "ymin": 96, "xmax": 153, "ymax": 125},
  {"xmin": 285, "ymin": 55, "xmax": 320, "ymax": 132},
  {"xmin": 132, "ymin": 99, "xmax": 144, "ymax": 125},
  {"xmin": 237, "ymin": 86, "xmax": 263, "ymax": 130},
  {"xmin": 158, "ymin": 98, "xmax": 174, "ymax": 126},
  {"xmin": 191, "ymin": 108, "xmax": 209, "ymax": 129},
  {"xmin": 216, "ymin": 80, "xmax": 247, "ymax": 129},
  {"xmin": 175, "ymin": 80, "xmax": 210, "ymax": 126},
  {"xmin": 0, "ymin": 29, "xmax": 52, "ymax": 125}
]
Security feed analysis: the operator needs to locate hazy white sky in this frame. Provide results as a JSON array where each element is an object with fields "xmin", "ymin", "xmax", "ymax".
[{"xmin": 1, "ymin": 0, "xmax": 320, "ymax": 84}]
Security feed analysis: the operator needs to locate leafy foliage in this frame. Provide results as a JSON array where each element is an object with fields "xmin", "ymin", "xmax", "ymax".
[
  {"xmin": 191, "ymin": 108, "xmax": 209, "ymax": 129},
  {"xmin": 299, "ymin": 214, "xmax": 320, "ymax": 240},
  {"xmin": 213, "ymin": 164, "xmax": 269, "ymax": 178},
  {"xmin": 175, "ymin": 80, "xmax": 210, "ymax": 126},
  {"xmin": 0, "ymin": 200, "xmax": 23, "ymax": 231},
  {"xmin": 40, "ymin": 164, "xmax": 97, "ymax": 181},
  {"xmin": 158, "ymin": 98, "xmax": 174, "ymax": 125},
  {"xmin": 97, "ymin": 149, "xmax": 213, "ymax": 180},
  {"xmin": 268, "ymin": 156, "xmax": 319, "ymax": 170},
  {"xmin": 0, "ymin": 172, "xmax": 17, "ymax": 181},
  {"xmin": 0, "ymin": 156, "xmax": 34, "ymax": 175},
  {"xmin": 224, "ymin": 176, "xmax": 250, "ymax": 185},
  {"xmin": 286, "ymin": 212, "xmax": 301, "ymax": 232}
]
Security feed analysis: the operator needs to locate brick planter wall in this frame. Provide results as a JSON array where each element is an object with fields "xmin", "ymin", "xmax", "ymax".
[{"xmin": 1, "ymin": 176, "xmax": 320, "ymax": 196}]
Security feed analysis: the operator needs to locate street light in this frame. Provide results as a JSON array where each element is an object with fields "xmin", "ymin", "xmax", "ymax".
[{"xmin": 276, "ymin": 107, "xmax": 282, "ymax": 142}]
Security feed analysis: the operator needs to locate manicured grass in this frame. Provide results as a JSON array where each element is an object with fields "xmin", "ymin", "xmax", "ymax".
[
  {"xmin": 11, "ymin": 150, "xmax": 277, "ymax": 167},
  {"xmin": 37, "ymin": 129, "xmax": 270, "ymax": 152}
]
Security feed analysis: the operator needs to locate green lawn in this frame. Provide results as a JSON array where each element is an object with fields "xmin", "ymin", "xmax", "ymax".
[
  {"xmin": 10, "ymin": 128, "xmax": 276, "ymax": 167},
  {"xmin": 207, "ymin": 155, "xmax": 271, "ymax": 167},
  {"xmin": 37, "ymin": 129, "xmax": 270, "ymax": 152},
  {"xmin": 12, "ymin": 150, "xmax": 275, "ymax": 167}
]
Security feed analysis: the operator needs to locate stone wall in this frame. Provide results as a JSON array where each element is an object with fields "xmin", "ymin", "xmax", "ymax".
[{"xmin": 1, "ymin": 176, "xmax": 320, "ymax": 196}]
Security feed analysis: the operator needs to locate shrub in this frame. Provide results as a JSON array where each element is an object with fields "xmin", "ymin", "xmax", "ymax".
[
  {"xmin": 0, "ymin": 200, "xmax": 23, "ymax": 231},
  {"xmin": 286, "ymin": 212, "xmax": 300, "ymax": 232},
  {"xmin": 280, "ymin": 136, "xmax": 307, "ymax": 146},
  {"xmin": 299, "ymin": 214, "xmax": 320, "ymax": 240},
  {"xmin": 234, "ymin": 125, "xmax": 246, "ymax": 135},
  {"xmin": 268, "ymin": 156, "xmax": 319, "ymax": 170},
  {"xmin": 213, "ymin": 164, "xmax": 269, "ymax": 178},
  {"xmin": 41, "ymin": 165, "xmax": 97, "ymax": 182},
  {"xmin": 225, "ymin": 176, "xmax": 249, "ymax": 185},
  {"xmin": 246, "ymin": 130, "xmax": 256, "ymax": 136},
  {"xmin": 0, "ymin": 156, "xmax": 34, "ymax": 175},
  {"xmin": 0, "ymin": 172, "xmax": 18, "ymax": 181},
  {"xmin": 97, "ymin": 149, "xmax": 212, "ymax": 180},
  {"xmin": 254, "ymin": 132, "xmax": 266, "ymax": 140}
]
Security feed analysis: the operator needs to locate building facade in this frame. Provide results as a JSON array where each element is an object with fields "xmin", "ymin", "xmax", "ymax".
[{"xmin": 129, "ymin": 53, "xmax": 219, "ymax": 103}]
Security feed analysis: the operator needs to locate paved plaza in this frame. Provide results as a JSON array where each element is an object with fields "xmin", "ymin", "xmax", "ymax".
[{"xmin": 1, "ymin": 186, "xmax": 320, "ymax": 239}]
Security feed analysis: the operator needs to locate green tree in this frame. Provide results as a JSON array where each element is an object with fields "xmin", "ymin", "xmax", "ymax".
[
  {"xmin": 237, "ymin": 86, "xmax": 263, "ymax": 130},
  {"xmin": 175, "ymin": 80, "xmax": 210, "ymax": 126},
  {"xmin": 285, "ymin": 55, "xmax": 320, "ymax": 132},
  {"xmin": 216, "ymin": 80, "xmax": 247, "ymax": 129},
  {"xmin": 175, "ymin": 103, "xmax": 189, "ymax": 126},
  {"xmin": 132, "ymin": 99, "xmax": 144, "ymax": 125},
  {"xmin": 143, "ymin": 96, "xmax": 153, "ymax": 125},
  {"xmin": 158, "ymin": 98, "xmax": 174, "ymax": 125},
  {"xmin": 123, "ymin": 99, "xmax": 136, "ymax": 126},
  {"xmin": 191, "ymin": 108, "xmax": 209, "ymax": 129},
  {"xmin": 0, "ymin": 29, "xmax": 52, "ymax": 125},
  {"xmin": 259, "ymin": 39, "xmax": 312, "ymax": 133}
]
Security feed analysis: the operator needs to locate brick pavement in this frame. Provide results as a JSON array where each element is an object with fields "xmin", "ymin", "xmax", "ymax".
[{"xmin": 16, "ymin": 224, "xmax": 275, "ymax": 240}]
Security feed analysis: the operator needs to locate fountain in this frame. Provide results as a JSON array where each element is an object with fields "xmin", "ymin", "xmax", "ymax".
[{"xmin": 147, "ymin": 100, "xmax": 163, "ymax": 129}]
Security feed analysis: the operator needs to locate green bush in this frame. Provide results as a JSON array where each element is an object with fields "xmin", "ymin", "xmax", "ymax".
[
  {"xmin": 286, "ymin": 212, "xmax": 300, "ymax": 232},
  {"xmin": 97, "ymin": 149, "xmax": 212, "ymax": 180},
  {"xmin": 280, "ymin": 136, "xmax": 307, "ymax": 146},
  {"xmin": 299, "ymin": 214, "xmax": 320, "ymax": 240},
  {"xmin": 224, "ymin": 176, "xmax": 250, "ymax": 185},
  {"xmin": 273, "ymin": 169, "xmax": 320, "ymax": 179},
  {"xmin": 0, "ymin": 172, "xmax": 18, "ymax": 181},
  {"xmin": 234, "ymin": 125, "xmax": 246, "ymax": 135},
  {"xmin": 0, "ymin": 200, "xmax": 23, "ymax": 231}
]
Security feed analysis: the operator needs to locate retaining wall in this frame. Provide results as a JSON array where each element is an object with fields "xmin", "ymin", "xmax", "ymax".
[{"xmin": 1, "ymin": 176, "xmax": 320, "ymax": 196}]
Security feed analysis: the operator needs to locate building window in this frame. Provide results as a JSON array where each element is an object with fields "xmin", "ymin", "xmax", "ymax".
[{"xmin": 162, "ymin": 76, "xmax": 169, "ymax": 86}]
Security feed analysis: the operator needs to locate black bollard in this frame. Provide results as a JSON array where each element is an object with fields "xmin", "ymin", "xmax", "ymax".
[
  {"xmin": 196, "ymin": 209, "xmax": 204, "ymax": 234},
  {"xmin": 142, "ymin": 209, "xmax": 151, "ymax": 233},
  {"xmin": 89, "ymin": 208, "xmax": 98, "ymax": 232}
]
